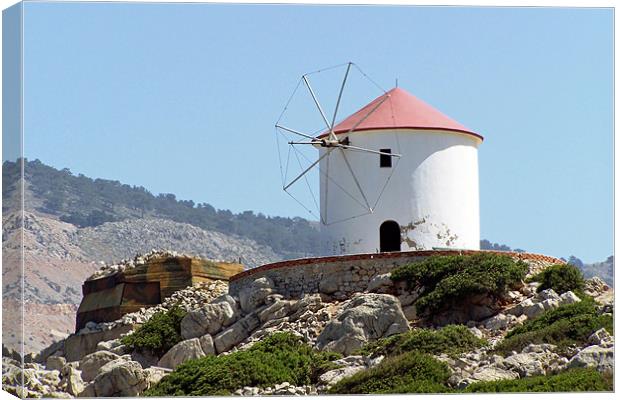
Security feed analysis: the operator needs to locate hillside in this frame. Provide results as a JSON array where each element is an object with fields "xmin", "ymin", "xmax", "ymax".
[
  {"xmin": 4, "ymin": 253, "xmax": 614, "ymax": 397},
  {"xmin": 2, "ymin": 159, "xmax": 612, "ymax": 353},
  {"xmin": 1, "ymin": 211, "xmax": 281, "ymax": 354},
  {"xmin": 3, "ymin": 159, "xmax": 322, "ymax": 259},
  {"xmin": 77, "ymin": 217, "xmax": 279, "ymax": 267}
]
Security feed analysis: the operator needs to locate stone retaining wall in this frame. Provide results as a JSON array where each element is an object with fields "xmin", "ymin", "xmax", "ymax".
[{"xmin": 229, "ymin": 250, "xmax": 564, "ymax": 300}]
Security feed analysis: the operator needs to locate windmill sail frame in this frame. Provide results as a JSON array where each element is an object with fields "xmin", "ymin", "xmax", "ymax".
[{"xmin": 275, "ymin": 62, "xmax": 402, "ymax": 226}]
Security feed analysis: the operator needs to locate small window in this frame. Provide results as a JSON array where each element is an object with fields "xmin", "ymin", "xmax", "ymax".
[{"xmin": 380, "ymin": 148, "xmax": 392, "ymax": 168}]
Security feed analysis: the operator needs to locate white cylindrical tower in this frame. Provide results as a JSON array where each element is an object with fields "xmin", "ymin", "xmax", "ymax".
[{"xmin": 319, "ymin": 87, "xmax": 483, "ymax": 255}]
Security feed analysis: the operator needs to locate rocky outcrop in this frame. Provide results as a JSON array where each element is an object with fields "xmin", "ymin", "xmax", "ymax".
[
  {"xmin": 60, "ymin": 364, "xmax": 85, "ymax": 396},
  {"xmin": 158, "ymin": 335, "xmax": 215, "ymax": 369},
  {"xmin": 233, "ymin": 382, "xmax": 318, "ymax": 396},
  {"xmin": 568, "ymin": 345, "xmax": 614, "ymax": 374},
  {"xmin": 181, "ymin": 295, "xmax": 239, "ymax": 339},
  {"xmin": 237, "ymin": 294, "xmax": 332, "ymax": 350},
  {"xmin": 584, "ymin": 277, "xmax": 611, "ymax": 297},
  {"xmin": 447, "ymin": 343, "xmax": 571, "ymax": 389},
  {"xmin": 501, "ymin": 345, "xmax": 566, "ymax": 378},
  {"xmin": 471, "ymin": 366, "xmax": 520, "ymax": 382},
  {"xmin": 317, "ymin": 355, "xmax": 373, "ymax": 388},
  {"xmin": 79, "ymin": 350, "xmax": 122, "ymax": 382},
  {"xmin": 81, "ymin": 358, "xmax": 149, "ymax": 397},
  {"xmin": 505, "ymin": 289, "xmax": 579, "ymax": 321},
  {"xmin": 589, "ymin": 328, "xmax": 614, "ymax": 347},
  {"xmin": 214, "ymin": 313, "xmax": 261, "ymax": 353},
  {"xmin": 584, "ymin": 277, "xmax": 614, "ymax": 306},
  {"xmin": 316, "ymin": 293, "xmax": 409, "ymax": 355},
  {"xmin": 21, "ymin": 245, "xmax": 614, "ymax": 398},
  {"xmin": 482, "ymin": 313, "xmax": 517, "ymax": 331},
  {"xmin": 238, "ymin": 277, "xmax": 274, "ymax": 314},
  {"xmin": 3, "ymin": 209, "xmax": 280, "ymax": 355}
]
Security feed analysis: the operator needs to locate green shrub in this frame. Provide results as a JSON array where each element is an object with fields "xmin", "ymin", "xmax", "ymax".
[
  {"xmin": 145, "ymin": 332, "xmax": 340, "ymax": 396},
  {"xmin": 496, "ymin": 299, "xmax": 613, "ymax": 354},
  {"xmin": 464, "ymin": 368, "xmax": 612, "ymax": 392},
  {"xmin": 529, "ymin": 264, "xmax": 585, "ymax": 294},
  {"xmin": 328, "ymin": 351, "xmax": 451, "ymax": 394},
  {"xmin": 120, "ymin": 306, "xmax": 186, "ymax": 357},
  {"xmin": 361, "ymin": 325, "xmax": 486, "ymax": 358},
  {"xmin": 390, "ymin": 253, "xmax": 528, "ymax": 316}
]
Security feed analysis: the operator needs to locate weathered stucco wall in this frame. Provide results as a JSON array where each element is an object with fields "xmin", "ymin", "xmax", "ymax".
[
  {"xmin": 229, "ymin": 250, "xmax": 564, "ymax": 300},
  {"xmin": 319, "ymin": 129, "xmax": 481, "ymax": 254}
]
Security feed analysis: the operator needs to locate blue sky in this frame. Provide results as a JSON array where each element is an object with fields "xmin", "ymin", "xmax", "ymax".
[{"xmin": 21, "ymin": 3, "xmax": 612, "ymax": 262}]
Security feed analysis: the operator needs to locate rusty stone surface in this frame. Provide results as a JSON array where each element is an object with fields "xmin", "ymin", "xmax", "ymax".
[{"xmin": 76, "ymin": 256, "xmax": 243, "ymax": 331}]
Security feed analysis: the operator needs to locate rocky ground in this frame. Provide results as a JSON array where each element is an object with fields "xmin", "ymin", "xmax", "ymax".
[
  {"xmin": 2, "ymin": 212, "xmax": 281, "ymax": 354},
  {"xmin": 2, "ymin": 260, "xmax": 614, "ymax": 397}
]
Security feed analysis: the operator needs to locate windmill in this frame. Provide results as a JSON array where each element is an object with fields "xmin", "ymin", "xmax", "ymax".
[{"xmin": 275, "ymin": 62, "xmax": 402, "ymax": 226}]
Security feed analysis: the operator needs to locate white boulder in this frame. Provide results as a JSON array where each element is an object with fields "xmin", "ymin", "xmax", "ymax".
[
  {"xmin": 568, "ymin": 345, "xmax": 614, "ymax": 374},
  {"xmin": 589, "ymin": 328, "xmax": 613, "ymax": 347},
  {"xmin": 238, "ymin": 277, "xmax": 274, "ymax": 314},
  {"xmin": 59, "ymin": 364, "xmax": 85, "ymax": 396},
  {"xmin": 316, "ymin": 293, "xmax": 409, "ymax": 355},
  {"xmin": 318, "ymin": 365, "xmax": 366, "ymax": 387},
  {"xmin": 82, "ymin": 358, "xmax": 149, "ymax": 397},
  {"xmin": 181, "ymin": 295, "xmax": 239, "ymax": 339},
  {"xmin": 483, "ymin": 313, "xmax": 515, "ymax": 331},
  {"xmin": 214, "ymin": 313, "xmax": 261, "ymax": 353},
  {"xmin": 471, "ymin": 366, "xmax": 519, "ymax": 382},
  {"xmin": 559, "ymin": 291, "xmax": 581, "ymax": 306},
  {"xmin": 523, "ymin": 302, "xmax": 546, "ymax": 319},
  {"xmin": 157, "ymin": 334, "xmax": 215, "ymax": 369},
  {"xmin": 79, "ymin": 350, "xmax": 121, "ymax": 382}
]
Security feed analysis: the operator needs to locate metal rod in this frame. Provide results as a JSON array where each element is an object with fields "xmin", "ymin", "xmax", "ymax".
[
  {"xmin": 292, "ymin": 144, "xmax": 320, "ymax": 215},
  {"xmin": 302, "ymin": 75, "xmax": 332, "ymax": 132},
  {"xmin": 339, "ymin": 144, "xmax": 401, "ymax": 157},
  {"xmin": 339, "ymin": 147, "xmax": 372, "ymax": 210},
  {"xmin": 330, "ymin": 62, "xmax": 352, "ymax": 137},
  {"xmin": 294, "ymin": 146, "xmax": 370, "ymax": 211},
  {"xmin": 322, "ymin": 210, "xmax": 374, "ymax": 226},
  {"xmin": 290, "ymin": 141, "xmax": 400, "ymax": 157},
  {"xmin": 323, "ymin": 150, "xmax": 330, "ymax": 225},
  {"xmin": 283, "ymin": 148, "xmax": 333, "ymax": 191},
  {"xmin": 275, "ymin": 124, "xmax": 318, "ymax": 141},
  {"xmin": 288, "ymin": 141, "xmax": 321, "ymax": 145}
]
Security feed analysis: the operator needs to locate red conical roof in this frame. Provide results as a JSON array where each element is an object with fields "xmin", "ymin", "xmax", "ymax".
[{"xmin": 320, "ymin": 87, "xmax": 483, "ymax": 141}]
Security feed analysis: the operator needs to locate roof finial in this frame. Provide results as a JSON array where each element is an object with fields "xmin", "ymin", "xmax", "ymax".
[{"xmin": 395, "ymin": 78, "xmax": 399, "ymax": 88}]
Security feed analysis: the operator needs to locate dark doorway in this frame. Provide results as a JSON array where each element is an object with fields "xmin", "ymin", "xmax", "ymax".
[{"xmin": 380, "ymin": 220, "xmax": 401, "ymax": 252}]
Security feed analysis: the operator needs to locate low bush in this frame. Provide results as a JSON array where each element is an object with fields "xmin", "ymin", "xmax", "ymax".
[
  {"xmin": 328, "ymin": 351, "xmax": 451, "ymax": 394},
  {"xmin": 361, "ymin": 325, "xmax": 486, "ymax": 358},
  {"xmin": 464, "ymin": 368, "xmax": 612, "ymax": 392},
  {"xmin": 390, "ymin": 253, "xmax": 528, "ymax": 316},
  {"xmin": 529, "ymin": 264, "xmax": 585, "ymax": 294},
  {"xmin": 144, "ymin": 332, "xmax": 340, "ymax": 396},
  {"xmin": 496, "ymin": 299, "xmax": 613, "ymax": 354},
  {"xmin": 120, "ymin": 306, "xmax": 186, "ymax": 357}
]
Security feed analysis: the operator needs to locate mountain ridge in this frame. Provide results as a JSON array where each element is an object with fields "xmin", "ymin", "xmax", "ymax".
[{"xmin": 3, "ymin": 159, "xmax": 322, "ymax": 260}]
